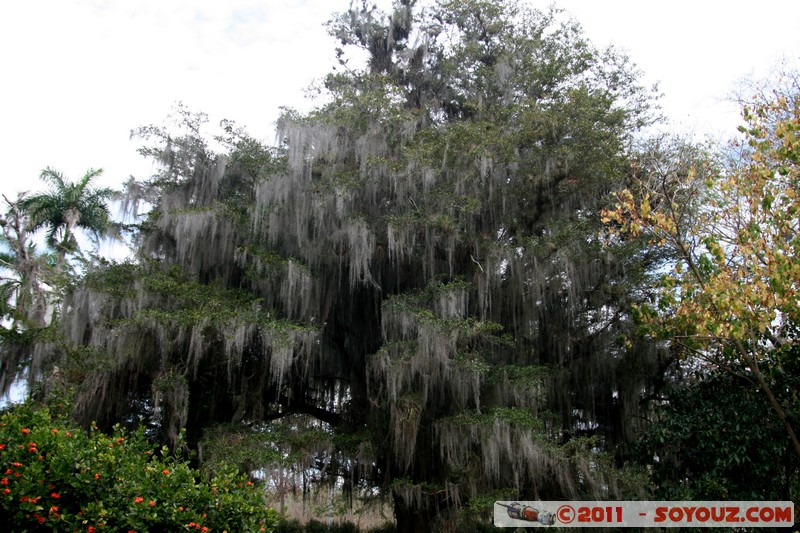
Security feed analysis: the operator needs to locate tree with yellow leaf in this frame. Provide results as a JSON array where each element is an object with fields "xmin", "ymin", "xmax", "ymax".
[{"xmin": 603, "ymin": 73, "xmax": 800, "ymax": 458}]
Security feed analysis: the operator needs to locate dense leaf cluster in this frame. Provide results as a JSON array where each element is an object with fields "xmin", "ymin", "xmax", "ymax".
[{"xmin": 0, "ymin": 398, "xmax": 279, "ymax": 532}]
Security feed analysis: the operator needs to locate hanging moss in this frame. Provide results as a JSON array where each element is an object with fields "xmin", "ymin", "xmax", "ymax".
[
  {"xmin": 38, "ymin": 1, "xmax": 667, "ymax": 530},
  {"xmin": 57, "ymin": 261, "xmax": 319, "ymax": 446}
]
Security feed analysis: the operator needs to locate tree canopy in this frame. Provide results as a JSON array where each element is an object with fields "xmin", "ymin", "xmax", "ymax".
[
  {"xmin": 603, "ymin": 70, "xmax": 800, "ymax": 460},
  {"xmin": 16, "ymin": 1, "xmax": 675, "ymax": 530},
  {"xmin": 19, "ymin": 168, "xmax": 113, "ymax": 260}
]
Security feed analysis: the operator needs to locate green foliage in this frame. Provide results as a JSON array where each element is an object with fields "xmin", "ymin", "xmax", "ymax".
[
  {"xmin": 83, "ymin": 260, "xmax": 140, "ymax": 298},
  {"xmin": 0, "ymin": 399, "xmax": 279, "ymax": 532},
  {"xmin": 441, "ymin": 406, "xmax": 546, "ymax": 431},
  {"xmin": 275, "ymin": 519, "xmax": 392, "ymax": 533},
  {"xmin": 200, "ymin": 416, "xmax": 331, "ymax": 476},
  {"xmin": 87, "ymin": 261, "xmax": 314, "ymax": 336},
  {"xmin": 642, "ymin": 367, "xmax": 800, "ymax": 501},
  {"xmin": 19, "ymin": 168, "xmax": 113, "ymax": 257},
  {"xmin": 603, "ymin": 70, "xmax": 800, "ymax": 458},
  {"xmin": 381, "ymin": 279, "xmax": 509, "ymax": 341}
]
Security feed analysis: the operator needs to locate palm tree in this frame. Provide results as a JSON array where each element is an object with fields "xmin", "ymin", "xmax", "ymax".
[
  {"xmin": 19, "ymin": 167, "xmax": 114, "ymax": 261},
  {"xmin": 0, "ymin": 194, "xmax": 52, "ymax": 395},
  {"xmin": 0, "ymin": 195, "xmax": 48, "ymax": 325}
]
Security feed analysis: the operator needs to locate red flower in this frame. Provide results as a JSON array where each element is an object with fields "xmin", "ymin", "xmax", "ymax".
[
  {"xmin": 134, "ymin": 496, "xmax": 144, "ymax": 504},
  {"xmin": 1, "ymin": 478, "xmax": 7, "ymax": 486},
  {"xmin": 21, "ymin": 428, "xmax": 29, "ymax": 435},
  {"xmin": 162, "ymin": 469, "xmax": 170, "ymax": 475},
  {"xmin": 88, "ymin": 527, "xmax": 96, "ymax": 533},
  {"xmin": 51, "ymin": 492, "xmax": 60, "ymax": 499},
  {"xmin": 2, "ymin": 488, "xmax": 10, "ymax": 495},
  {"xmin": 201, "ymin": 527, "xmax": 209, "ymax": 532},
  {"xmin": 51, "ymin": 428, "xmax": 59, "ymax": 434},
  {"xmin": 149, "ymin": 500, "xmax": 155, "ymax": 507},
  {"xmin": 35, "ymin": 513, "xmax": 45, "ymax": 524},
  {"xmin": 11, "ymin": 463, "xmax": 21, "ymax": 468},
  {"xmin": 66, "ymin": 432, "xmax": 72, "ymax": 438},
  {"xmin": 94, "ymin": 473, "xmax": 101, "ymax": 480},
  {"xmin": 0, "ymin": 443, "xmax": 5, "ymax": 449}
]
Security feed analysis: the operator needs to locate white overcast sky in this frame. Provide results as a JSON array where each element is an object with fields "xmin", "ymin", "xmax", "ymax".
[{"xmin": 1, "ymin": 0, "xmax": 799, "ymax": 198}]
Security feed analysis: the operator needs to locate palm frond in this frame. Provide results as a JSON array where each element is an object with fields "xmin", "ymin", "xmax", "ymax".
[
  {"xmin": 0, "ymin": 249, "xmax": 16, "ymax": 267},
  {"xmin": 76, "ymin": 168, "xmax": 104, "ymax": 191},
  {"xmin": 45, "ymin": 224, "xmax": 61, "ymax": 250},
  {"xmin": 39, "ymin": 167, "xmax": 67, "ymax": 190},
  {"xmin": 83, "ymin": 186, "xmax": 115, "ymax": 204},
  {"xmin": 0, "ymin": 278, "xmax": 21, "ymax": 316},
  {"xmin": 18, "ymin": 194, "xmax": 64, "ymax": 234}
]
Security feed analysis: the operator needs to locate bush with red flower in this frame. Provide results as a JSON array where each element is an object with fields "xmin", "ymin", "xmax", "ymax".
[{"xmin": 0, "ymin": 400, "xmax": 279, "ymax": 531}]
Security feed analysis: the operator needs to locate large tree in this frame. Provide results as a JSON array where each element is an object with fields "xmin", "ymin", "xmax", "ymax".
[{"xmin": 42, "ymin": 1, "xmax": 663, "ymax": 529}]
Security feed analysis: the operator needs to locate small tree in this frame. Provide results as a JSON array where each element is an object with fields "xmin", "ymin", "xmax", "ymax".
[{"xmin": 603, "ymin": 72, "xmax": 800, "ymax": 457}]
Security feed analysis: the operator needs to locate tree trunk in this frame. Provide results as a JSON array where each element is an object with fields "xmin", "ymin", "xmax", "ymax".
[{"xmin": 393, "ymin": 493, "xmax": 436, "ymax": 533}]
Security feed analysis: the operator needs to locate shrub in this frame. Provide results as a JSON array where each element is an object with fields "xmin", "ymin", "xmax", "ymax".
[{"xmin": 0, "ymin": 400, "xmax": 279, "ymax": 532}]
